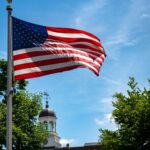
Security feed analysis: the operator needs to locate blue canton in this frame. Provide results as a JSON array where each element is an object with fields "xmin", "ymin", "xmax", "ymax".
[{"xmin": 12, "ymin": 17, "xmax": 48, "ymax": 50}]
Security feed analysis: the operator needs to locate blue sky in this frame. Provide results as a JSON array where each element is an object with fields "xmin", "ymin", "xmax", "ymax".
[{"xmin": 0, "ymin": 0, "xmax": 150, "ymax": 147}]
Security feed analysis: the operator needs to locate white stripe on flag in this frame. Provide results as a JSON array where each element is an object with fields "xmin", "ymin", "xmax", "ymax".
[
  {"xmin": 13, "ymin": 46, "xmax": 103, "ymax": 57},
  {"xmin": 47, "ymin": 30, "xmax": 100, "ymax": 43},
  {"xmin": 14, "ymin": 61, "xmax": 99, "ymax": 76},
  {"xmin": 14, "ymin": 52, "xmax": 101, "ymax": 67}
]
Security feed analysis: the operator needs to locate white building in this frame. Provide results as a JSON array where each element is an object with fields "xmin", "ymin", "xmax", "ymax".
[{"xmin": 39, "ymin": 100, "xmax": 61, "ymax": 148}]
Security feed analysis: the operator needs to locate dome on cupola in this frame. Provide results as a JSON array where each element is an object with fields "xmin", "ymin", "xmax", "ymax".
[{"xmin": 39, "ymin": 100, "xmax": 56, "ymax": 118}]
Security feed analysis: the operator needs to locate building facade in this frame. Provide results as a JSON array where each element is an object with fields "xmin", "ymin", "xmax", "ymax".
[{"xmin": 39, "ymin": 100, "xmax": 61, "ymax": 148}]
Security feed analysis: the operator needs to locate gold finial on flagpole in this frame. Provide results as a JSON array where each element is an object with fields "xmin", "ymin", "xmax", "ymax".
[{"xmin": 7, "ymin": 0, "xmax": 12, "ymax": 3}]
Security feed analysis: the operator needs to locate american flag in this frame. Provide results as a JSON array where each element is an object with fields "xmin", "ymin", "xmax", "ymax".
[{"xmin": 13, "ymin": 17, "xmax": 106, "ymax": 80}]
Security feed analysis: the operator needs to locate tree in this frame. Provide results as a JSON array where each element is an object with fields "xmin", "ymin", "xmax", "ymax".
[
  {"xmin": 99, "ymin": 77, "xmax": 150, "ymax": 150},
  {"xmin": 0, "ymin": 59, "xmax": 28, "ymax": 97},
  {"xmin": 0, "ymin": 59, "xmax": 49, "ymax": 150},
  {"xmin": 99, "ymin": 129, "xmax": 121, "ymax": 150}
]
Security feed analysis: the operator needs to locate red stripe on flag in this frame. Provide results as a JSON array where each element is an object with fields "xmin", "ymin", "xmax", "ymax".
[
  {"xmin": 13, "ymin": 49, "xmax": 100, "ymax": 61},
  {"xmin": 14, "ymin": 57, "xmax": 100, "ymax": 71},
  {"xmin": 46, "ymin": 27, "xmax": 100, "ymax": 42},
  {"xmin": 47, "ymin": 35, "xmax": 102, "ymax": 47},
  {"xmin": 15, "ymin": 64, "xmax": 99, "ymax": 80}
]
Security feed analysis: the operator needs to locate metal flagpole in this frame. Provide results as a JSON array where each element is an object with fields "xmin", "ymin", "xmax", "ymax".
[{"xmin": 6, "ymin": 1, "xmax": 13, "ymax": 150}]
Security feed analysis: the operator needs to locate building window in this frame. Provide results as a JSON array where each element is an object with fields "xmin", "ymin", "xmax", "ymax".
[
  {"xmin": 43, "ymin": 121, "xmax": 48, "ymax": 130},
  {"xmin": 49, "ymin": 121, "xmax": 53, "ymax": 131}
]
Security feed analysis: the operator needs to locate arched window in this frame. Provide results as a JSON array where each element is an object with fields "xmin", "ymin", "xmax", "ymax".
[
  {"xmin": 43, "ymin": 121, "xmax": 48, "ymax": 130},
  {"xmin": 49, "ymin": 121, "xmax": 53, "ymax": 131}
]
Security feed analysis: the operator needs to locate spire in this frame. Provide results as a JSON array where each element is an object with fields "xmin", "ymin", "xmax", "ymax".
[
  {"xmin": 44, "ymin": 92, "xmax": 49, "ymax": 108},
  {"xmin": 46, "ymin": 99, "xmax": 49, "ymax": 108}
]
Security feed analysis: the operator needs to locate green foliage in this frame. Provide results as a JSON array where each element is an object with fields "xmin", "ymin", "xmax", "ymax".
[
  {"xmin": 0, "ymin": 59, "xmax": 7, "ymax": 96},
  {"xmin": 99, "ymin": 129, "xmax": 121, "ymax": 150},
  {"xmin": 0, "ymin": 59, "xmax": 49, "ymax": 150},
  {"xmin": 0, "ymin": 59, "xmax": 28, "ymax": 97},
  {"xmin": 99, "ymin": 77, "xmax": 150, "ymax": 150}
]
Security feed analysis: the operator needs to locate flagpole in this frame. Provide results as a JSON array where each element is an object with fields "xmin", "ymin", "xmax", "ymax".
[{"xmin": 6, "ymin": 3, "xmax": 13, "ymax": 150}]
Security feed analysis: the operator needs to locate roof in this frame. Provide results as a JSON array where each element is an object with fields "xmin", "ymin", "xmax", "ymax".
[
  {"xmin": 39, "ymin": 108, "xmax": 56, "ymax": 118},
  {"xmin": 42, "ymin": 144, "xmax": 102, "ymax": 150}
]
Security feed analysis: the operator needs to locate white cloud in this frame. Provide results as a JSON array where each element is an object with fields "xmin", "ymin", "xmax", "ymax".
[
  {"xmin": 100, "ymin": 97, "xmax": 113, "ymax": 104},
  {"xmin": 102, "ymin": 76, "xmax": 121, "ymax": 86},
  {"xmin": 99, "ymin": 97, "xmax": 114, "ymax": 112},
  {"xmin": 87, "ymin": 97, "xmax": 114, "ymax": 114},
  {"xmin": 95, "ymin": 113, "xmax": 117, "ymax": 130},
  {"xmin": 85, "ymin": 96, "xmax": 114, "ymax": 114},
  {"xmin": 73, "ymin": 0, "xmax": 106, "ymax": 30},
  {"xmin": 95, "ymin": 118, "xmax": 104, "ymax": 125},
  {"xmin": 140, "ymin": 13, "xmax": 150, "ymax": 19},
  {"xmin": 105, "ymin": 113, "xmax": 113, "ymax": 121},
  {"xmin": 105, "ymin": 35, "xmax": 137, "ymax": 47},
  {"xmin": 60, "ymin": 138, "xmax": 75, "ymax": 147},
  {"xmin": 104, "ymin": 0, "xmax": 147, "ymax": 60}
]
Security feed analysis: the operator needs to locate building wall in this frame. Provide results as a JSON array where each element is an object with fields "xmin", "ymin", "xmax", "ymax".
[{"xmin": 42, "ymin": 144, "xmax": 102, "ymax": 150}]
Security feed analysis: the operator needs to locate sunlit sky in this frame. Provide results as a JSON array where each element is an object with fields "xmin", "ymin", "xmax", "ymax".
[{"xmin": 0, "ymin": 0, "xmax": 150, "ymax": 147}]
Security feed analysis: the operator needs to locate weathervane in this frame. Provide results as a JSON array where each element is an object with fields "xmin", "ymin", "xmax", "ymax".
[
  {"xmin": 43, "ymin": 92, "xmax": 50, "ymax": 108},
  {"xmin": 7, "ymin": 0, "xmax": 12, "ymax": 3}
]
